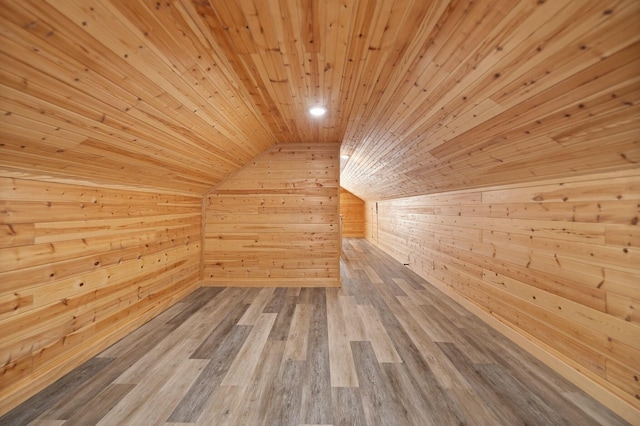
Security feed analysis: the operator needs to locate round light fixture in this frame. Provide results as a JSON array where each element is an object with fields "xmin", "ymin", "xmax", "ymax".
[{"xmin": 308, "ymin": 106, "xmax": 327, "ymax": 117}]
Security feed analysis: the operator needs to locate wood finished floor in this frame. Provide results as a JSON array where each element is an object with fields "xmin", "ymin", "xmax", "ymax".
[{"xmin": 1, "ymin": 239, "xmax": 629, "ymax": 426}]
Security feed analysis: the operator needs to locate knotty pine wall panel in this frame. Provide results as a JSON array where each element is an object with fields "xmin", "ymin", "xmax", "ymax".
[
  {"xmin": 365, "ymin": 169, "xmax": 640, "ymax": 420},
  {"xmin": 203, "ymin": 144, "xmax": 340, "ymax": 287},
  {"xmin": 340, "ymin": 187, "xmax": 364, "ymax": 238},
  {"xmin": 0, "ymin": 177, "xmax": 201, "ymax": 415}
]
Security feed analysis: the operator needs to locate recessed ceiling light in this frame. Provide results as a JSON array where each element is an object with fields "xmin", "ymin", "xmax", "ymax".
[
  {"xmin": 309, "ymin": 106, "xmax": 327, "ymax": 117},
  {"xmin": 340, "ymin": 154, "xmax": 350, "ymax": 159}
]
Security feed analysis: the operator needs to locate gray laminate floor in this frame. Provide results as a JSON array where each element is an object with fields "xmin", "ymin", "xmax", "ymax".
[{"xmin": 0, "ymin": 238, "xmax": 629, "ymax": 425}]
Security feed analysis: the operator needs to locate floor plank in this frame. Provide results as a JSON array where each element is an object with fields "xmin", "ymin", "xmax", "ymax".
[
  {"xmin": 60, "ymin": 383, "xmax": 135, "ymax": 426},
  {"xmin": 326, "ymin": 288, "xmax": 359, "ymax": 387},
  {"xmin": 331, "ymin": 387, "xmax": 367, "ymax": 426},
  {"xmin": 123, "ymin": 359, "xmax": 208, "ymax": 426},
  {"xmin": 0, "ymin": 357, "xmax": 114, "ymax": 425},
  {"xmin": 167, "ymin": 325, "xmax": 252, "ymax": 423},
  {"xmin": 234, "ymin": 340, "xmax": 285, "ymax": 425},
  {"xmin": 220, "ymin": 313, "xmax": 277, "ymax": 386},
  {"xmin": 283, "ymin": 303, "xmax": 312, "ymax": 361},
  {"xmin": 351, "ymin": 341, "xmax": 412, "ymax": 425},
  {"xmin": 299, "ymin": 288, "xmax": 333, "ymax": 426},
  {"xmin": 357, "ymin": 304, "xmax": 403, "ymax": 363},
  {"xmin": 1, "ymin": 238, "xmax": 630, "ymax": 426},
  {"xmin": 264, "ymin": 359, "xmax": 305, "ymax": 426}
]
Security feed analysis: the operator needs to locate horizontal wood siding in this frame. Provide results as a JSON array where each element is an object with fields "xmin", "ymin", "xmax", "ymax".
[
  {"xmin": 365, "ymin": 169, "xmax": 640, "ymax": 420},
  {"xmin": 203, "ymin": 144, "xmax": 340, "ymax": 287},
  {"xmin": 340, "ymin": 187, "xmax": 364, "ymax": 238},
  {"xmin": 0, "ymin": 177, "xmax": 201, "ymax": 415}
]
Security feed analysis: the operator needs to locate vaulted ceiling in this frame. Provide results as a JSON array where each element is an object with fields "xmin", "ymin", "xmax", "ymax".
[{"xmin": 1, "ymin": 0, "xmax": 639, "ymax": 198}]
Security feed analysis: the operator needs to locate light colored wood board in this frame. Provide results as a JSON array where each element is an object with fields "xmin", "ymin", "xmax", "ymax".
[
  {"xmin": 237, "ymin": 287, "xmax": 276, "ymax": 326},
  {"xmin": 440, "ymin": 200, "xmax": 638, "ymax": 225},
  {"xmin": 283, "ymin": 303, "xmax": 313, "ymax": 361},
  {"xmin": 203, "ymin": 267, "xmax": 339, "ymax": 280},
  {"xmin": 339, "ymin": 295, "xmax": 367, "ymax": 342},
  {"xmin": 606, "ymin": 358, "xmax": 640, "ymax": 403},
  {"xmin": 606, "ymin": 224, "xmax": 640, "ymax": 247},
  {"xmin": 0, "ymin": 228, "xmax": 198, "ymax": 297},
  {"xmin": 326, "ymin": 288, "xmax": 359, "ymax": 387},
  {"xmin": 395, "ymin": 295, "xmax": 451, "ymax": 343},
  {"xmin": 0, "ymin": 243, "xmax": 198, "ymax": 313},
  {"xmin": 481, "ymin": 175, "xmax": 640, "ymax": 204},
  {"xmin": 390, "ymin": 295, "xmax": 469, "ymax": 391},
  {"xmin": 357, "ymin": 304, "xmax": 402, "ymax": 364},
  {"xmin": 119, "ymin": 359, "xmax": 208, "ymax": 426},
  {"xmin": 204, "ymin": 223, "xmax": 337, "ymax": 234},
  {"xmin": 201, "ymin": 278, "xmax": 341, "ymax": 288},
  {"xmin": 221, "ymin": 313, "xmax": 277, "ymax": 386},
  {"xmin": 233, "ymin": 340, "xmax": 286, "ymax": 425},
  {"xmin": 196, "ymin": 385, "xmax": 245, "ymax": 425},
  {"xmin": 26, "ymin": 420, "xmax": 66, "ymax": 426},
  {"xmin": 112, "ymin": 289, "xmax": 239, "ymax": 386},
  {"xmin": 485, "ymin": 230, "xmax": 639, "ymax": 275},
  {"xmin": 0, "ymin": 200, "xmax": 200, "ymax": 225},
  {"xmin": 606, "ymin": 292, "xmax": 639, "ymax": 324},
  {"xmin": 0, "ymin": 178, "xmax": 200, "ymax": 204},
  {"xmin": 482, "ymin": 270, "xmax": 640, "ymax": 351}
]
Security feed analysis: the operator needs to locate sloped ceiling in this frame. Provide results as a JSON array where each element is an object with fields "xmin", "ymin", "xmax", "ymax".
[{"xmin": 1, "ymin": 1, "xmax": 638, "ymax": 198}]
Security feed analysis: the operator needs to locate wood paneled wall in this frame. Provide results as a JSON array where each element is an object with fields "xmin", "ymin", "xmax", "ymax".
[
  {"xmin": 0, "ymin": 177, "xmax": 201, "ymax": 415},
  {"xmin": 203, "ymin": 144, "xmax": 340, "ymax": 287},
  {"xmin": 340, "ymin": 187, "xmax": 364, "ymax": 238},
  {"xmin": 365, "ymin": 169, "xmax": 640, "ymax": 421}
]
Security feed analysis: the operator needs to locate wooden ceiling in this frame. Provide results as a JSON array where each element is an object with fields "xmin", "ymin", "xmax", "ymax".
[{"xmin": 1, "ymin": 0, "xmax": 639, "ymax": 198}]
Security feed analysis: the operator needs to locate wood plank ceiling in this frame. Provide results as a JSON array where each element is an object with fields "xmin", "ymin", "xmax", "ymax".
[{"xmin": 1, "ymin": 0, "xmax": 639, "ymax": 198}]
